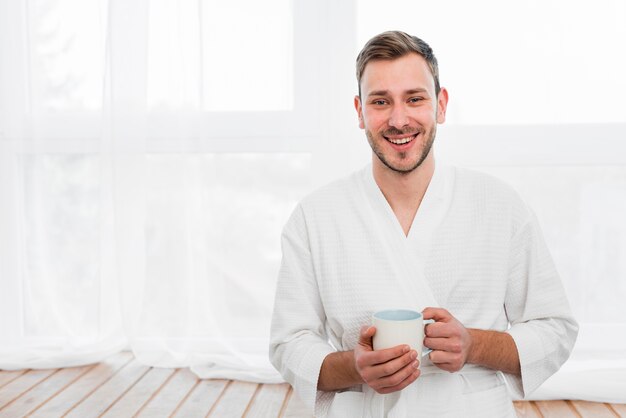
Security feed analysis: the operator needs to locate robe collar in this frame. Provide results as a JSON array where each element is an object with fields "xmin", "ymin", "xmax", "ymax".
[{"xmin": 361, "ymin": 161, "xmax": 449, "ymax": 242}]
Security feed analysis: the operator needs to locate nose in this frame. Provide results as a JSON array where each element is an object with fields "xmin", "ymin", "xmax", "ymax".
[{"xmin": 388, "ymin": 104, "xmax": 410, "ymax": 129}]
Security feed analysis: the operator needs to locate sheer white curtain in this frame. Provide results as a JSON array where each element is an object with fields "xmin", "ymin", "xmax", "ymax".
[
  {"xmin": 0, "ymin": 0, "xmax": 134, "ymax": 370},
  {"xmin": 0, "ymin": 0, "xmax": 325, "ymax": 382}
]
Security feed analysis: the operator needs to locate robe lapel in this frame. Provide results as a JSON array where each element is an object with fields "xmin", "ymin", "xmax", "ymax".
[
  {"xmin": 358, "ymin": 164, "xmax": 447, "ymax": 311},
  {"xmin": 405, "ymin": 163, "xmax": 453, "ymax": 287}
]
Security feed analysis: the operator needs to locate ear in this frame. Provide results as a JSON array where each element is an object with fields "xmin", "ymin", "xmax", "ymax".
[
  {"xmin": 436, "ymin": 87, "xmax": 449, "ymax": 124},
  {"xmin": 354, "ymin": 95, "xmax": 365, "ymax": 129}
]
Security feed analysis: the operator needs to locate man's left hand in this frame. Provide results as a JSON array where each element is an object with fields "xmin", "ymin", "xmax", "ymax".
[{"xmin": 422, "ymin": 307, "xmax": 472, "ymax": 373}]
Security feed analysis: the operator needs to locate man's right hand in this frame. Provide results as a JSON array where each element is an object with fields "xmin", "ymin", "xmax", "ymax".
[{"xmin": 354, "ymin": 325, "xmax": 421, "ymax": 394}]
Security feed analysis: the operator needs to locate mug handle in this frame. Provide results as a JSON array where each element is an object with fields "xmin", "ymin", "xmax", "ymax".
[{"xmin": 422, "ymin": 319, "xmax": 435, "ymax": 357}]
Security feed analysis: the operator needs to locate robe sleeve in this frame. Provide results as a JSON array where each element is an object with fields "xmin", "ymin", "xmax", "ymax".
[
  {"xmin": 503, "ymin": 209, "xmax": 579, "ymax": 399},
  {"xmin": 269, "ymin": 205, "xmax": 335, "ymax": 415}
]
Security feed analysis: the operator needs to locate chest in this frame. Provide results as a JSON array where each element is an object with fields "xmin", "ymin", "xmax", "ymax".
[{"xmin": 309, "ymin": 220, "xmax": 511, "ymax": 348}]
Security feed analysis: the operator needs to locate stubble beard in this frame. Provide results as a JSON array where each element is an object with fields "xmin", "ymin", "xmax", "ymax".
[{"xmin": 366, "ymin": 125, "xmax": 436, "ymax": 175}]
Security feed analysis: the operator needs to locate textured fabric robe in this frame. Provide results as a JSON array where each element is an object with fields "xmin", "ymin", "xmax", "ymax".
[{"xmin": 270, "ymin": 164, "xmax": 578, "ymax": 418}]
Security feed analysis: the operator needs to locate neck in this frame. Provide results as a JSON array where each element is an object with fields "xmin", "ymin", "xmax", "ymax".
[
  {"xmin": 372, "ymin": 152, "xmax": 435, "ymax": 210},
  {"xmin": 372, "ymin": 153, "xmax": 435, "ymax": 236}
]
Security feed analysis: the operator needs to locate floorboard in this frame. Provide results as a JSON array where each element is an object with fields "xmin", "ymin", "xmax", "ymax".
[
  {"xmin": 172, "ymin": 378, "xmax": 227, "ymax": 418},
  {"xmin": 209, "ymin": 381, "xmax": 258, "ymax": 417},
  {"xmin": 64, "ymin": 358, "xmax": 150, "ymax": 418},
  {"xmin": 570, "ymin": 400, "xmax": 619, "ymax": 418},
  {"xmin": 0, "ymin": 352, "xmax": 623, "ymax": 418},
  {"xmin": 101, "ymin": 367, "xmax": 175, "ymax": 417},
  {"xmin": 534, "ymin": 400, "xmax": 581, "ymax": 418},
  {"xmin": 0, "ymin": 365, "xmax": 91, "ymax": 418},
  {"xmin": 28, "ymin": 351, "xmax": 132, "ymax": 418},
  {"xmin": 0, "ymin": 369, "xmax": 56, "ymax": 411},
  {"xmin": 0, "ymin": 370, "xmax": 27, "ymax": 389},
  {"xmin": 609, "ymin": 403, "xmax": 626, "ymax": 418},
  {"xmin": 513, "ymin": 400, "xmax": 542, "ymax": 418},
  {"xmin": 137, "ymin": 368, "xmax": 198, "ymax": 418},
  {"xmin": 244, "ymin": 382, "xmax": 290, "ymax": 418},
  {"xmin": 610, "ymin": 403, "xmax": 626, "ymax": 418}
]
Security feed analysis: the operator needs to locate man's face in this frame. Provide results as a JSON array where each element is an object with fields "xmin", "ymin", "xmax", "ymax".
[{"xmin": 355, "ymin": 53, "xmax": 448, "ymax": 174}]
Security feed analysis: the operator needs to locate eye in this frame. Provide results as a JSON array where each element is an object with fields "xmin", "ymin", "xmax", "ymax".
[
  {"xmin": 371, "ymin": 99, "xmax": 387, "ymax": 106},
  {"xmin": 408, "ymin": 97, "xmax": 424, "ymax": 104}
]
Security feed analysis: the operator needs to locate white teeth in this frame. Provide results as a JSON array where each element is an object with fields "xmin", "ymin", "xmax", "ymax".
[{"xmin": 386, "ymin": 135, "xmax": 414, "ymax": 145}]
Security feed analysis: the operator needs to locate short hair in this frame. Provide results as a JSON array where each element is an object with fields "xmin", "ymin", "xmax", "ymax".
[{"xmin": 356, "ymin": 31, "xmax": 440, "ymax": 97}]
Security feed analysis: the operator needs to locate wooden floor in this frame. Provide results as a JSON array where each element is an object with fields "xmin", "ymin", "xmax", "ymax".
[{"xmin": 0, "ymin": 352, "xmax": 624, "ymax": 417}]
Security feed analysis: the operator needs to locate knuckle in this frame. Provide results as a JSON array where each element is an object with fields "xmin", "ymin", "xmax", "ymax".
[
  {"xmin": 382, "ymin": 364, "xmax": 394, "ymax": 376},
  {"xmin": 388, "ymin": 375, "xmax": 403, "ymax": 387},
  {"xmin": 359, "ymin": 354, "xmax": 373, "ymax": 367}
]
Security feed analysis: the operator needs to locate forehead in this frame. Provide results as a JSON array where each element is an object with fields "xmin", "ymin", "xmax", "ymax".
[{"xmin": 360, "ymin": 53, "xmax": 435, "ymax": 95}]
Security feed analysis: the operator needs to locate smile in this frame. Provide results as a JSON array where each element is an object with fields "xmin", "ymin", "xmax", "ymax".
[{"xmin": 384, "ymin": 134, "xmax": 417, "ymax": 145}]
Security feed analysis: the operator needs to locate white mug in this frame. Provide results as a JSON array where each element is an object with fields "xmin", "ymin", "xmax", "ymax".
[{"xmin": 372, "ymin": 309, "xmax": 432, "ymax": 359}]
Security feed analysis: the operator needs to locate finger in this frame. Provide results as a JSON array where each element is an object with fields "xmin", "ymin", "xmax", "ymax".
[
  {"xmin": 428, "ymin": 350, "xmax": 463, "ymax": 368},
  {"xmin": 358, "ymin": 326, "xmax": 376, "ymax": 348},
  {"xmin": 360, "ymin": 325, "xmax": 376, "ymax": 339},
  {"xmin": 357, "ymin": 344, "xmax": 410, "ymax": 372},
  {"xmin": 422, "ymin": 307, "xmax": 451, "ymax": 322},
  {"xmin": 371, "ymin": 350, "xmax": 417, "ymax": 378},
  {"xmin": 423, "ymin": 337, "xmax": 463, "ymax": 353},
  {"xmin": 367, "ymin": 344, "xmax": 411, "ymax": 366},
  {"xmin": 424, "ymin": 321, "xmax": 443, "ymax": 337},
  {"xmin": 377, "ymin": 365, "xmax": 421, "ymax": 394},
  {"xmin": 377, "ymin": 361, "xmax": 419, "ymax": 389},
  {"xmin": 424, "ymin": 321, "xmax": 462, "ymax": 338}
]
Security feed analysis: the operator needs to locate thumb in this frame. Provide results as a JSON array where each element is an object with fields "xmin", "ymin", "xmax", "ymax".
[{"xmin": 358, "ymin": 325, "xmax": 376, "ymax": 348}]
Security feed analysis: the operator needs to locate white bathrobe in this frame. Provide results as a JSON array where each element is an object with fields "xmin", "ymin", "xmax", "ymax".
[{"xmin": 269, "ymin": 163, "xmax": 578, "ymax": 418}]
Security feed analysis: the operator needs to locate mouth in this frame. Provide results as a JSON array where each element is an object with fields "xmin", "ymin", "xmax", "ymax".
[{"xmin": 384, "ymin": 133, "xmax": 419, "ymax": 147}]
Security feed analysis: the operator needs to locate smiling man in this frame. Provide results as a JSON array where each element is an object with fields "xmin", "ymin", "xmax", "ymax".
[{"xmin": 270, "ymin": 31, "xmax": 578, "ymax": 417}]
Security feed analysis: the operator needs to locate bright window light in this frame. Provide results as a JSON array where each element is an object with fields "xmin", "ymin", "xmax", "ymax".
[
  {"xmin": 28, "ymin": 0, "xmax": 106, "ymax": 111},
  {"xmin": 147, "ymin": 0, "xmax": 293, "ymax": 111},
  {"xmin": 200, "ymin": 0, "xmax": 293, "ymax": 112}
]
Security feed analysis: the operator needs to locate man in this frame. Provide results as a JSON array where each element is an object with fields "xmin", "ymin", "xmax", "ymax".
[{"xmin": 270, "ymin": 31, "xmax": 578, "ymax": 417}]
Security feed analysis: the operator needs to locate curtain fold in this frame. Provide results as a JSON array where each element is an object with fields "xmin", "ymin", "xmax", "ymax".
[{"xmin": 0, "ymin": 0, "xmax": 290, "ymax": 382}]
